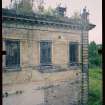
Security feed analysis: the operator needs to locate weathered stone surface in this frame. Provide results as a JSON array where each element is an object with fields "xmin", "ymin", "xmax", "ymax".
[
  {"xmin": 43, "ymin": 79, "xmax": 81, "ymax": 105},
  {"xmin": 2, "ymin": 20, "xmax": 88, "ymax": 105}
]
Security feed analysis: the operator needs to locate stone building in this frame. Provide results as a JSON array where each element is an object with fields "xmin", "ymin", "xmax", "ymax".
[{"xmin": 2, "ymin": 7, "xmax": 95, "ymax": 105}]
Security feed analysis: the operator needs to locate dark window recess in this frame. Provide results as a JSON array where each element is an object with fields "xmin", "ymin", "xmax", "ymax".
[
  {"xmin": 5, "ymin": 40, "xmax": 20, "ymax": 69},
  {"xmin": 2, "ymin": 51, "xmax": 6, "ymax": 55},
  {"xmin": 69, "ymin": 43, "xmax": 78, "ymax": 66},
  {"xmin": 40, "ymin": 41, "xmax": 52, "ymax": 65}
]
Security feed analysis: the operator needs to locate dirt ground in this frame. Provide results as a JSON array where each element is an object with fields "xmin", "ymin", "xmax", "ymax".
[{"xmin": 3, "ymin": 82, "xmax": 45, "ymax": 105}]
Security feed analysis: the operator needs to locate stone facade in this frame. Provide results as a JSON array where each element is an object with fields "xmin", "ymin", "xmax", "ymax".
[
  {"xmin": 2, "ymin": 25, "xmax": 81, "ymax": 83},
  {"xmin": 2, "ymin": 24, "xmax": 82, "ymax": 105}
]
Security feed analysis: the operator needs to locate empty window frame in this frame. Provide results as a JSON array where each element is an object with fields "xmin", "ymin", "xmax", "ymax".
[
  {"xmin": 69, "ymin": 42, "xmax": 78, "ymax": 66},
  {"xmin": 5, "ymin": 40, "xmax": 20, "ymax": 69},
  {"xmin": 40, "ymin": 41, "xmax": 52, "ymax": 65}
]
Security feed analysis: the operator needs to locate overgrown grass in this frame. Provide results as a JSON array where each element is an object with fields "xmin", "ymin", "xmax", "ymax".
[{"xmin": 88, "ymin": 68, "xmax": 102, "ymax": 105}]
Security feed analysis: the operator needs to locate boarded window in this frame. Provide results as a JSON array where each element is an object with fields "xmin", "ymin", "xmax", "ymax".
[
  {"xmin": 69, "ymin": 42, "xmax": 78, "ymax": 66},
  {"xmin": 40, "ymin": 41, "xmax": 52, "ymax": 65},
  {"xmin": 5, "ymin": 40, "xmax": 20, "ymax": 68}
]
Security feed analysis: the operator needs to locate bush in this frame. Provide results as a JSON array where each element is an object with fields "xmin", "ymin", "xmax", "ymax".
[{"xmin": 88, "ymin": 68, "xmax": 102, "ymax": 105}]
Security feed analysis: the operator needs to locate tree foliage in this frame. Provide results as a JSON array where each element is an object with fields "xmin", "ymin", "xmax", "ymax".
[
  {"xmin": 12, "ymin": 0, "xmax": 33, "ymax": 13},
  {"xmin": 89, "ymin": 41, "xmax": 102, "ymax": 68},
  {"xmin": 43, "ymin": 7, "xmax": 56, "ymax": 16}
]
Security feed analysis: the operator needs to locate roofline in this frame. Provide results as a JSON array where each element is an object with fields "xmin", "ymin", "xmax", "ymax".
[{"xmin": 2, "ymin": 8, "xmax": 96, "ymax": 31}]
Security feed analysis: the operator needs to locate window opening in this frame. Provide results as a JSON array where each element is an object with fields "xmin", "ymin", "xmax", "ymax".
[
  {"xmin": 40, "ymin": 41, "xmax": 52, "ymax": 65},
  {"xmin": 5, "ymin": 40, "xmax": 20, "ymax": 69},
  {"xmin": 69, "ymin": 42, "xmax": 78, "ymax": 66}
]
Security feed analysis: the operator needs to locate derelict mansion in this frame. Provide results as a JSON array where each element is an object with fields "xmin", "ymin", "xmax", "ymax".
[
  {"xmin": 2, "ymin": 7, "xmax": 95, "ymax": 72},
  {"xmin": 2, "ymin": 5, "xmax": 95, "ymax": 105}
]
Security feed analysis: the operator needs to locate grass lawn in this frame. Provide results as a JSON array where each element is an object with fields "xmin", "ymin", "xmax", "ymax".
[{"xmin": 88, "ymin": 68, "xmax": 102, "ymax": 105}]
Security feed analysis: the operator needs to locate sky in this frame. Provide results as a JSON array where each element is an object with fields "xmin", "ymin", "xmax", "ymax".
[{"xmin": 2, "ymin": 0, "xmax": 102, "ymax": 44}]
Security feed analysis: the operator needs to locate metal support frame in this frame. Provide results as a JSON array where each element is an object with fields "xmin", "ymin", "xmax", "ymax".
[{"xmin": 81, "ymin": 20, "xmax": 89, "ymax": 105}]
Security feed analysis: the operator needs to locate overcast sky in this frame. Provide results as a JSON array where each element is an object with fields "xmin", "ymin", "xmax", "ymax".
[{"xmin": 2, "ymin": 0, "xmax": 102, "ymax": 44}]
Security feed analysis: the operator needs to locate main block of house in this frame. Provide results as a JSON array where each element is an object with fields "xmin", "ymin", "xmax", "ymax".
[{"xmin": 2, "ymin": 6, "xmax": 95, "ymax": 105}]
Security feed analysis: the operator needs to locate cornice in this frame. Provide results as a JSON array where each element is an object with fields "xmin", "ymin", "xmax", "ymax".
[{"xmin": 2, "ymin": 8, "xmax": 95, "ymax": 31}]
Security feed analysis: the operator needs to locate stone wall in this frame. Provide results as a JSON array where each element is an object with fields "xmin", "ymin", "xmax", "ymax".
[
  {"xmin": 3, "ymin": 70, "xmax": 81, "ymax": 105},
  {"xmin": 2, "ymin": 26, "xmax": 81, "ymax": 68},
  {"xmin": 3, "ymin": 69, "xmax": 81, "ymax": 85},
  {"xmin": 2, "ymin": 24, "xmax": 82, "ymax": 105}
]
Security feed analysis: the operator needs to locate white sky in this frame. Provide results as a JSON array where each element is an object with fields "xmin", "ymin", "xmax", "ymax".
[{"xmin": 2, "ymin": 0, "xmax": 102, "ymax": 44}]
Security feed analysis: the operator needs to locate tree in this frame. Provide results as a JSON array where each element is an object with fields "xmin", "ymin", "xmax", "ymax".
[
  {"xmin": 11, "ymin": 0, "xmax": 33, "ymax": 13},
  {"xmin": 43, "ymin": 7, "xmax": 56, "ymax": 16},
  {"xmin": 89, "ymin": 41, "xmax": 102, "ymax": 68},
  {"xmin": 10, "ymin": 0, "xmax": 64, "ymax": 16}
]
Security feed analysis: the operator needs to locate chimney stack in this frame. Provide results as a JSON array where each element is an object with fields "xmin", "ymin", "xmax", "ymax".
[{"xmin": 56, "ymin": 4, "xmax": 66, "ymax": 17}]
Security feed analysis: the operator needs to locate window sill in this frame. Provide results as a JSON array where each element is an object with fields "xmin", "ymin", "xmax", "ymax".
[
  {"xmin": 68, "ymin": 63, "xmax": 81, "ymax": 70},
  {"xmin": 37, "ymin": 64, "xmax": 71, "ymax": 73},
  {"xmin": 3, "ymin": 67, "xmax": 21, "ymax": 72}
]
